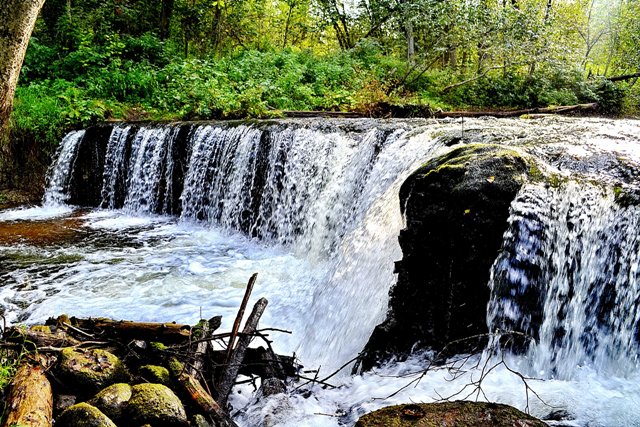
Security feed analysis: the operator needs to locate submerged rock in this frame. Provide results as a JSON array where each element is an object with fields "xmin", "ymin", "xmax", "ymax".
[
  {"xmin": 355, "ymin": 401, "xmax": 546, "ymax": 426},
  {"xmin": 56, "ymin": 402, "xmax": 117, "ymax": 427},
  {"xmin": 58, "ymin": 348, "xmax": 129, "ymax": 393},
  {"xmin": 360, "ymin": 144, "xmax": 529, "ymax": 369},
  {"xmin": 126, "ymin": 383, "xmax": 188, "ymax": 426}
]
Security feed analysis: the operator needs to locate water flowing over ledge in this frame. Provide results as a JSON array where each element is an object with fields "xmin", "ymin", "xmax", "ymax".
[{"xmin": 3, "ymin": 116, "xmax": 640, "ymax": 426}]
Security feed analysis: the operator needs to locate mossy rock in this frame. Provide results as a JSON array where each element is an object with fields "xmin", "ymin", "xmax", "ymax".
[
  {"xmin": 139, "ymin": 364, "xmax": 171, "ymax": 385},
  {"xmin": 56, "ymin": 402, "xmax": 117, "ymax": 427},
  {"xmin": 355, "ymin": 401, "xmax": 546, "ymax": 427},
  {"xmin": 127, "ymin": 383, "xmax": 188, "ymax": 426},
  {"xmin": 361, "ymin": 144, "xmax": 529, "ymax": 369},
  {"xmin": 58, "ymin": 348, "xmax": 129, "ymax": 393},
  {"xmin": 88, "ymin": 383, "xmax": 132, "ymax": 421}
]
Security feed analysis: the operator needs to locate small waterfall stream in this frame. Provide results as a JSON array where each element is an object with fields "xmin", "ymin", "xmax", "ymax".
[
  {"xmin": 4, "ymin": 117, "xmax": 640, "ymax": 426},
  {"xmin": 42, "ymin": 130, "xmax": 86, "ymax": 206},
  {"xmin": 488, "ymin": 183, "xmax": 640, "ymax": 379}
]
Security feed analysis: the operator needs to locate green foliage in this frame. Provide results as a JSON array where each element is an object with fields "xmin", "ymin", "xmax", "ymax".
[
  {"xmin": 9, "ymin": 0, "xmax": 639, "ymax": 151},
  {"xmin": 593, "ymin": 79, "xmax": 627, "ymax": 116}
]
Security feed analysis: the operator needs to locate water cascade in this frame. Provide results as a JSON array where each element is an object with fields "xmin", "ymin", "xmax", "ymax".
[
  {"xmin": 3, "ymin": 117, "xmax": 640, "ymax": 426},
  {"xmin": 42, "ymin": 130, "xmax": 86, "ymax": 206},
  {"xmin": 488, "ymin": 182, "xmax": 640, "ymax": 379}
]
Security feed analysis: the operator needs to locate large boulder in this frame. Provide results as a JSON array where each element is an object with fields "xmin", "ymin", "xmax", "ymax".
[
  {"xmin": 360, "ymin": 144, "xmax": 529, "ymax": 369},
  {"xmin": 87, "ymin": 383, "xmax": 132, "ymax": 422},
  {"xmin": 56, "ymin": 402, "xmax": 117, "ymax": 427},
  {"xmin": 126, "ymin": 383, "xmax": 188, "ymax": 426},
  {"xmin": 355, "ymin": 401, "xmax": 546, "ymax": 426},
  {"xmin": 57, "ymin": 348, "xmax": 129, "ymax": 394}
]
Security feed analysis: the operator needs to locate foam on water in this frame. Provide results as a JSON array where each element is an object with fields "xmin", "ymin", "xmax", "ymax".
[{"xmin": 0, "ymin": 205, "xmax": 74, "ymax": 222}]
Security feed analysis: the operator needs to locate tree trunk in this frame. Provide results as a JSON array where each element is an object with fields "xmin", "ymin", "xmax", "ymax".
[
  {"xmin": 160, "ymin": 0, "xmax": 175, "ymax": 41},
  {"xmin": 2, "ymin": 363, "xmax": 53, "ymax": 427},
  {"xmin": 406, "ymin": 21, "xmax": 415, "ymax": 65},
  {"xmin": 0, "ymin": 0, "xmax": 45, "ymax": 145}
]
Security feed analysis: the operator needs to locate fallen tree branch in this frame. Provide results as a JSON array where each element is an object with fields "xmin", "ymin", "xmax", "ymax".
[
  {"xmin": 68, "ymin": 317, "xmax": 191, "ymax": 343},
  {"xmin": 607, "ymin": 71, "xmax": 640, "ymax": 82},
  {"xmin": 2, "ymin": 363, "xmax": 52, "ymax": 427},
  {"xmin": 435, "ymin": 103, "xmax": 598, "ymax": 118},
  {"xmin": 227, "ymin": 273, "xmax": 258, "ymax": 363},
  {"xmin": 216, "ymin": 297, "xmax": 268, "ymax": 407}
]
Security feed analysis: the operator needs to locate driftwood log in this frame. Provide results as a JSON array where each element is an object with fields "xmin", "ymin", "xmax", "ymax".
[
  {"xmin": 4, "ymin": 326, "xmax": 80, "ymax": 348},
  {"xmin": 2, "ymin": 363, "xmax": 53, "ymax": 427},
  {"xmin": 169, "ymin": 357, "xmax": 239, "ymax": 427},
  {"xmin": 216, "ymin": 297, "xmax": 268, "ymax": 407},
  {"xmin": 64, "ymin": 317, "xmax": 191, "ymax": 343},
  {"xmin": 434, "ymin": 103, "xmax": 598, "ymax": 118}
]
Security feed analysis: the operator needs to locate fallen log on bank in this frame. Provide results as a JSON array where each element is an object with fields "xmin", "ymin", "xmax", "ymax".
[
  {"xmin": 49, "ymin": 317, "xmax": 192, "ymax": 343},
  {"xmin": 2, "ymin": 363, "xmax": 53, "ymax": 427},
  {"xmin": 434, "ymin": 103, "xmax": 599, "ymax": 118},
  {"xmin": 0, "ymin": 274, "xmax": 301, "ymax": 427},
  {"xmin": 4, "ymin": 325, "xmax": 80, "ymax": 348}
]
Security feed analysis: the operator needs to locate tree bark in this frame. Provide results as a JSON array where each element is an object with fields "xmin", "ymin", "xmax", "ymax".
[
  {"xmin": 435, "ymin": 103, "xmax": 598, "ymax": 118},
  {"xmin": 69, "ymin": 317, "xmax": 191, "ymax": 343},
  {"xmin": 216, "ymin": 298, "xmax": 268, "ymax": 407},
  {"xmin": 0, "ymin": 0, "xmax": 45, "ymax": 144},
  {"xmin": 608, "ymin": 72, "xmax": 640, "ymax": 82},
  {"xmin": 2, "ymin": 363, "xmax": 53, "ymax": 427}
]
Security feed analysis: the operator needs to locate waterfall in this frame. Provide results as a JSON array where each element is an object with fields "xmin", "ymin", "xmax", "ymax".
[
  {"xmin": 45, "ymin": 120, "xmax": 449, "ymax": 365},
  {"xmin": 488, "ymin": 182, "xmax": 640, "ymax": 379},
  {"xmin": 91, "ymin": 121, "xmax": 441, "ymax": 261},
  {"xmin": 42, "ymin": 130, "xmax": 86, "ymax": 206},
  {"xmin": 43, "ymin": 119, "xmax": 640, "ymax": 374}
]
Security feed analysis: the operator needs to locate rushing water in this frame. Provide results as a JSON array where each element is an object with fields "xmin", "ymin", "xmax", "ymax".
[{"xmin": 3, "ymin": 117, "xmax": 640, "ymax": 426}]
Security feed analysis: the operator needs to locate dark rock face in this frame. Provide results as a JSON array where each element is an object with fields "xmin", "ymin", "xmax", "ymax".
[
  {"xmin": 68, "ymin": 125, "xmax": 113, "ymax": 207},
  {"xmin": 360, "ymin": 144, "xmax": 528, "ymax": 370}
]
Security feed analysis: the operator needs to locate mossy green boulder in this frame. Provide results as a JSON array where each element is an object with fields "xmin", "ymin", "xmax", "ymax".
[
  {"xmin": 139, "ymin": 364, "xmax": 171, "ymax": 385},
  {"xmin": 56, "ymin": 402, "xmax": 117, "ymax": 427},
  {"xmin": 361, "ymin": 144, "xmax": 529, "ymax": 369},
  {"xmin": 356, "ymin": 401, "xmax": 546, "ymax": 427},
  {"xmin": 58, "ymin": 348, "xmax": 129, "ymax": 393},
  {"xmin": 88, "ymin": 383, "xmax": 132, "ymax": 421},
  {"xmin": 127, "ymin": 383, "xmax": 188, "ymax": 426}
]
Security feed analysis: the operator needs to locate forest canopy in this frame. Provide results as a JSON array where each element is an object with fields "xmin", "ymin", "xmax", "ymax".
[{"xmin": 12, "ymin": 0, "xmax": 640, "ymax": 147}]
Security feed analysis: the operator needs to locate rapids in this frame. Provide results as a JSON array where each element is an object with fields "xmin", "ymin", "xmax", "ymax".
[{"xmin": 2, "ymin": 117, "xmax": 640, "ymax": 426}]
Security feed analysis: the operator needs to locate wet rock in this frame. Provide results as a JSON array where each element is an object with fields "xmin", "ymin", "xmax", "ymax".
[
  {"xmin": 139, "ymin": 364, "xmax": 171, "ymax": 385},
  {"xmin": 54, "ymin": 394, "xmax": 77, "ymax": 416},
  {"xmin": 355, "ymin": 401, "xmax": 546, "ymax": 427},
  {"xmin": 126, "ymin": 383, "xmax": 188, "ymax": 426},
  {"xmin": 88, "ymin": 383, "xmax": 132, "ymax": 421},
  {"xmin": 259, "ymin": 377, "xmax": 286, "ymax": 397},
  {"xmin": 56, "ymin": 402, "xmax": 117, "ymax": 427},
  {"xmin": 58, "ymin": 348, "xmax": 129, "ymax": 393},
  {"xmin": 193, "ymin": 414, "xmax": 213, "ymax": 427},
  {"xmin": 360, "ymin": 144, "xmax": 529, "ymax": 369}
]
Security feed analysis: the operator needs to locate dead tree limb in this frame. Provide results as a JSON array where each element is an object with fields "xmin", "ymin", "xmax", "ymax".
[
  {"xmin": 69, "ymin": 318, "xmax": 191, "ymax": 343},
  {"xmin": 4, "ymin": 326, "xmax": 81, "ymax": 348},
  {"xmin": 2, "ymin": 363, "xmax": 53, "ymax": 427},
  {"xmin": 607, "ymin": 71, "xmax": 640, "ymax": 82},
  {"xmin": 435, "ymin": 103, "xmax": 598, "ymax": 118},
  {"xmin": 168, "ymin": 357, "xmax": 239, "ymax": 427},
  {"xmin": 217, "ymin": 297, "xmax": 268, "ymax": 407},
  {"xmin": 227, "ymin": 273, "xmax": 258, "ymax": 363}
]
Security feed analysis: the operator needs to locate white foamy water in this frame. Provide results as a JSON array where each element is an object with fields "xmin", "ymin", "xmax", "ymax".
[
  {"xmin": 3, "ymin": 117, "xmax": 640, "ymax": 426},
  {"xmin": 42, "ymin": 130, "xmax": 86, "ymax": 206}
]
